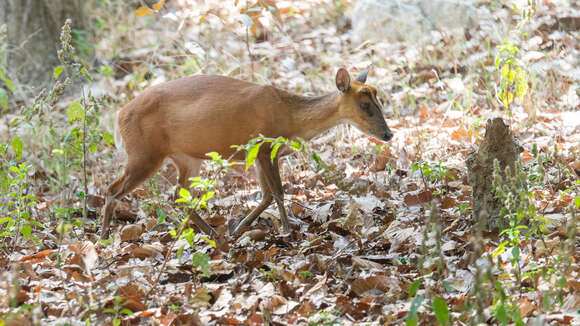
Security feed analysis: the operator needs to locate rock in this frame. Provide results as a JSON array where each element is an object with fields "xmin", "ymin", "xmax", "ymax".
[
  {"xmin": 466, "ymin": 118, "xmax": 523, "ymax": 230},
  {"xmin": 351, "ymin": 0, "xmax": 496, "ymax": 44}
]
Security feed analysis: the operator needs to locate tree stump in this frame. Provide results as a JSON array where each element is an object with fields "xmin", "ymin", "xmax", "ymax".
[{"xmin": 466, "ymin": 118, "xmax": 523, "ymax": 230}]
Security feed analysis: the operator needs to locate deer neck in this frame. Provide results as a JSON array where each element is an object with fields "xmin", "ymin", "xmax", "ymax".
[{"xmin": 284, "ymin": 91, "xmax": 343, "ymax": 139}]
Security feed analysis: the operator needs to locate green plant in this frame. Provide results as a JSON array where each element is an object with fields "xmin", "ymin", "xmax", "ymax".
[
  {"xmin": 489, "ymin": 280, "xmax": 524, "ymax": 326},
  {"xmin": 103, "ymin": 296, "xmax": 133, "ymax": 326},
  {"xmin": 259, "ymin": 268, "xmax": 276, "ymax": 282},
  {"xmin": 0, "ymin": 67, "xmax": 14, "ymax": 112},
  {"xmin": 452, "ymin": 202, "xmax": 471, "ymax": 215},
  {"xmin": 405, "ymin": 295, "xmax": 424, "ymax": 326},
  {"xmin": 171, "ymin": 151, "xmax": 238, "ymax": 278},
  {"xmin": 495, "ymin": 41, "xmax": 528, "ymax": 110},
  {"xmin": 233, "ymin": 135, "xmax": 328, "ymax": 173},
  {"xmin": 432, "ymin": 297, "xmax": 450, "ymax": 326},
  {"xmin": 298, "ymin": 270, "xmax": 312, "ymax": 277},
  {"xmin": 174, "ymin": 177, "xmax": 217, "ymax": 278},
  {"xmin": 1, "ymin": 162, "xmax": 43, "ymax": 247},
  {"xmin": 494, "ymin": 1, "xmax": 535, "ymax": 110},
  {"xmin": 492, "ymin": 160, "xmax": 550, "ymax": 251},
  {"xmin": 176, "ymin": 177, "xmax": 216, "ymax": 212},
  {"xmin": 2, "ymin": 20, "xmax": 111, "ymax": 238},
  {"xmin": 411, "ymin": 160, "xmax": 455, "ymax": 190}
]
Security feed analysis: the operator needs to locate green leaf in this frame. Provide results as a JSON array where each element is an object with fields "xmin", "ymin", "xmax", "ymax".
[
  {"xmin": 177, "ymin": 244, "xmax": 184, "ymax": 259},
  {"xmin": 11, "ymin": 136, "xmax": 23, "ymax": 160},
  {"xmin": 245, "ymin": 142, "xmax": 262, "ymax": 170},
  {"xmin": 0, "ymin": 88, "xmax": 8, "ymax": 111},
  {"xmin": 200, "ymin": 236, "xmax": 216, "ymax": 248},
  {"xmin": 495, "ymin": 302, "xmax": 508, "ymax": 325},
  {"xmin": 0, "ymin": 68, "xmax": 15, "ymax": 92},
  {"xmin": 270, "ymin": 143, "xmax": 281, "ymax": 162},
  {"xmin": 178, "ymin": 188, "xmax": 191, "ymax": 200},
  {"xmin": 511, "ymin": 246, "xmax": 520, "ymax": 260},
  {"xmin": 206, "ymin": 152, "xmax": 219, "ymax": 159},
  {"xmin": 405, "ymin": 314, "xmax": 418, "ymax": 326},
  {"xmin": 103, "ymin": 131, "xmax": 115, "ymax": 145},
  {"xmin": 574, "ymin": 197, "xmax": 580, "ymax": 209},
  {"xmin": 80, "ymin": 67, "xmax": 92, "ymax": 81},
  {"xmin": 193, "ymin": 252, "xmax": 211, "ymax": 277},
  {"xmin": 21, "ymin": 224, "xmax": 32, "ymax": 239},
  {"xmin": 311, "ymin": 151, "xmax": 322, "ymax": 164},
  {"xmin": 67, "ymin": 101, "xmax": 85, "ymax": 122},
  {"xmin": 432, "ymin": 297, "xmax": 449, "ymax": 326},
  {"xmin": 9, "ymin": 165, "xmax": 19, "ymax": 174},
  {"xmin": 120, "ymin": 308, "xmax": 133, "ymax": 315},
  {"xmin": 409, "ymin": 279, "xmax": 422, "ymax": 297},
  {"xmin": 441, "ymin": 280, "xmax": 455, "ymax": 293},
  {"xmin": 406, "ymin": 295, "xmax": 424, "ymax": 326},
  {"xmin": 291, "ymin": 140, "xmax": 302, "ymax": 150},
  {"xmin": 53, "ymin": 66, "xmax": 64, "ymax": 79},
  {"xmin": 201, "ymin": 190, "xmax": 215, "ymax": 201},
  {"xmin": 493, "ymin": 240, "xmax": 508, "ymax": 258}
]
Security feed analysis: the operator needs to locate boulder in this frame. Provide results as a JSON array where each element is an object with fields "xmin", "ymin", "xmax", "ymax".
[{"xmin": 351, "ymin": 0, "xmax": 491, "ymax": 44}]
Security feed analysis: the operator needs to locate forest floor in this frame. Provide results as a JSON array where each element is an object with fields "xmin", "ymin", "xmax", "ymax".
[{"xmin": 0, "ymin": 1, "xmax": 579, "ymax": 325}]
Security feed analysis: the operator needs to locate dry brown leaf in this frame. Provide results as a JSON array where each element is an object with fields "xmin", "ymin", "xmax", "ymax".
[
  {"xmin": 350, "ymin": 275, "xmax": 401, "ymax": 297},
  {"xmin": 245, "ymin": 229, "xmax": 266, "ymax": 241},
  {"xmin": 451, "ymin": 126, "xmax": 468, "ymax": 141},
  {"xmin": 341, "ymin": 198, "xmax": 362, "ymax": 231},
  {"xmin": 404, "ymin": 189, "xmax": 434, "ymax": 206},
  {"xmin": 440, "ymin": 196, "xmax": 457, "ymax": 209},
  {"xmin": 352, "ymin": 256, "xmax": 384, "ymax": 271},
  {"xmin": 115, "ymin": 284, "xmax": 147, "ymax": 312},
  {"xmin": 132, "ymin": 244, "xmax": 162, "ymax": 259},
  {"xmin": 191, "ymin": 287, "xmax": 212, "ymax": 309},
  {"xmin": 419, "ymin": 102, "xmax": 428, "ymax": 121},
  {"xmin": 20, "ymin": 249, "xmax": 54, "ymax": 263},
  {"xmin": 120, "ymin": 224, "xmax": 144, "ymax": 242},
  {"xmin": 517, "ymin": 297, "xmax": 537, "ymax": 317},
  {"xmin": 135, "ymin": 0, "xmax": 165, "ymax": 17},
  {"xmin": 135, "ymin": 6, "xmax": 155, "ymax": 17}
]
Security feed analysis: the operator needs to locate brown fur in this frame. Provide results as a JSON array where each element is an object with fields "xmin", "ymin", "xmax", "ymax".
[{"xmin": 101, "ymin": 69, "xmax": 392, "ymax": 239}]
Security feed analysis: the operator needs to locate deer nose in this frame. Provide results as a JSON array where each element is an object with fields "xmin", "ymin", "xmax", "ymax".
[{"xmin": 382, "ymin": 131, "xmax": 393, "ymax": 142}]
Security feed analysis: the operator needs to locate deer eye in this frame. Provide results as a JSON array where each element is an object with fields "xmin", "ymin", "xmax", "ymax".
[{"xmin": 358, "ymin": 101, "xmax": 372, "ymax": 116}]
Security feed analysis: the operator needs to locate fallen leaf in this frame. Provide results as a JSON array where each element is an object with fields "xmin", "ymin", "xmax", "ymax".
[
  {"xmin": 517, "ymin": 297, "xmax": 537, "ymax": 317},
  {"xmin": 350, "ymin": 275, "xmax": 401, "ymax": 297},
  {"xmin": 120, "ymin": 224, "xmax": 144, "ymax": 241},
  {"xmin": 404, "ymin": 189, "xmax": 434, "ymax": 206},
  {"xmin": 20, "ymin": 249, "xmax": 54, "ymax": 263}
]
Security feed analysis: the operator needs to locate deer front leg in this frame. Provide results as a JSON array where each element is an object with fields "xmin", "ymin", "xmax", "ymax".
[
  {"xmin": 231, "ymin": 163, "xmax": 273, "ymax": 235},
  {"xmin": 265, "ymin": 156, "xmax": 290, "ymax": 233}
]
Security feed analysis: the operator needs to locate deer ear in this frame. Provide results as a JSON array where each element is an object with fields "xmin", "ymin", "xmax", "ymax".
[
  {"xmin": 335, "ymin": 68, "xmax": 350, "ymax": 93},
  {"xmin": 355, "ymin": 67, "xmax": 370, "ymax": 84}
]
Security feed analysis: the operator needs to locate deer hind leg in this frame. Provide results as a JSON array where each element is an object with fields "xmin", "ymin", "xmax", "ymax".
[
  {"xmin": 231, "ymin": 161, "xmax": 274, "ymax": 235},
  {"xmin": 268, "ymin": 157, "xmax": 290, "ymax": 233},
  {"xmin": 169, "ymin": 153, "xmax": 218, "ymax": 237},
  {"xmin": 258, "ymin": 155, "xmax": 290, "ymax": 233},
  {"xmin": 170, "ymin": 153, "xmax": 202, "ymax": 189},
  {"xmin": 101, "ymin": 154, "xmax": 164, "ymax": 239}
]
